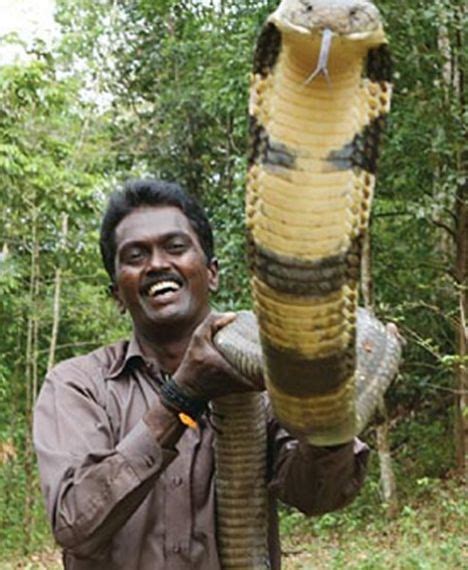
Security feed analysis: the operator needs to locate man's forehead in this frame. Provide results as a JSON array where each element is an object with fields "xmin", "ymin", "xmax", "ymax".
[{"xmin": 115, "ymin": 205, "xmax": 196, "ymax": 244}]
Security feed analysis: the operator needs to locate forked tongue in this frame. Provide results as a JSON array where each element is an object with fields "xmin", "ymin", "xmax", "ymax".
[{"xmin": 305, "ymin": 28, "xmax": 333, "ymax": 85}]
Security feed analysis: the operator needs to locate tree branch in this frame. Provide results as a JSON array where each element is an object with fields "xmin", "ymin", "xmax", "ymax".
[{"xmin": 431, "ymin": 218, "xmax": 457, "ymax": 239}]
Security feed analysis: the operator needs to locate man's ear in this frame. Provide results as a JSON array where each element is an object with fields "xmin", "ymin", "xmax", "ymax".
[
  {"xmin": 207, "ymin": 257, "xmax": 219, "ymax": 293},
  {"xmin": 109, "ymin": 283, "xmax": 126, "ymax": 315}
]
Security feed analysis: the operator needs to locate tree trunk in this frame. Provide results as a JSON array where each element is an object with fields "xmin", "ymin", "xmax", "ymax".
[
  {"xmin": 454, "ymin": 150, "xmax": 467, "ymax": 476},
  {"xmin": 23, "ymin": 207, "xmax": 40, "ymax": 553},
  {"xmin": 375, "ymin": 402, "xmax": 399, "ymax": 517},
  {"xmin": 361, "ymin": 230, "xmax": 399, "ymax": 515},
  {"xmin": 438, "ymin": 4, "xmax": 466, "ymax": 476},
  {"xmin": 454, "ymin": 3, "xmax": 467, "ymax": 478},
  {"xmin": 48, "ymin": 214, "xmax": 69, "ymax": 372},
  {"xmin": 361, "ymin": 231, "xmax": 373, "ymax": 308}
]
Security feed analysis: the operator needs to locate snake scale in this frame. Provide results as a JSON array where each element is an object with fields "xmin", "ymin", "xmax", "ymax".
[{"xmin": 210, "ymin": 1, "xmax": 401, "ymax": 568}]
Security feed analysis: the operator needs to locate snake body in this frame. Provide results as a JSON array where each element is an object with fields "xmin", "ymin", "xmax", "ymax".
[
  {"xmin": 213, "ymin": 309, "xmax": 401, "ymax": 568},
  {"xmin": 211, "ymin": 1, "xmax": 398, "ymax": 567}
]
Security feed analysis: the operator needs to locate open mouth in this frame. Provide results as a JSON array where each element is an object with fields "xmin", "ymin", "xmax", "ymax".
[{"xmin": 145, "ymin": 279, "xmax": 183, "ymax": 298}]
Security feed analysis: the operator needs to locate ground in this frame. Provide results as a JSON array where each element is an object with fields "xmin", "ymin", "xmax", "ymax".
[
  {"xmin": 279, "ymin": 478, "xmax": 467, "ymax": 569},
  {"xmin": 1, "ymin": 479, "xmax": 466, "ymax": 570}
]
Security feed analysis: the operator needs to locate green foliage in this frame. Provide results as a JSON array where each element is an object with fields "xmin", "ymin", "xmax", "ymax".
[
  {"xmin": 0, "ymin": 443, "xmax": 51, "ymax": 556},
  {"xmin": 280, "ymin": 478, "xmax": 466, "ymax": 569},
  {"xmin": 0, "ymin": 0, "xmax": 465, "ymax": 562},
  {"xmin": 0, "ymin": 40, "xmax": 123, "ymax": 554}
]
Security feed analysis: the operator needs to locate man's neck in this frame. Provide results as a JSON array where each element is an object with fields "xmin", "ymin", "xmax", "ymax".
[
  {"xmin": 134, "ymin": 313, "xmax": 208, "ymax": 374},
  {"xmin": 138, "ymin": 334, "xmax": 191, "ymax": 373}
]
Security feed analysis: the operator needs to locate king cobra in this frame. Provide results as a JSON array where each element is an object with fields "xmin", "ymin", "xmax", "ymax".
[{"xmin": 210, "ymin": 1, "xmax": 401, "ymax": 568}]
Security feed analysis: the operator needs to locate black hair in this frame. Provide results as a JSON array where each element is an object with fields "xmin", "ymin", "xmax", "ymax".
[{"xmin": 100, "ymin": 179, "xmax": 215, "ymax": 282}]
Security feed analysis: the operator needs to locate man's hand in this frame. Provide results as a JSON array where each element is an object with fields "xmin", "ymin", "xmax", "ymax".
[{"xmin": 173, "ymin": 312, "xmax": 265, "ymax": 401}]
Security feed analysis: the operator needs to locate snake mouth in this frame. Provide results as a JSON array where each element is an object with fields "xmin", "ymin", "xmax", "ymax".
[
  {"xmin": 270, "ymin": 19, "xmax": 312, "ymax": 36},
  {"xmin": 269, "ymin": 0, "xmax": 385, "ymax": 42},
  {"xmin": 271, "ymin": 19, "xmax": 384, "ymax": 43}
]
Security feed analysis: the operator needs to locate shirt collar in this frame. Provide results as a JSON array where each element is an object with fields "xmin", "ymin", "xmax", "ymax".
[{"xmin": 107, "ymin": 334, "xmax": 162, "ymax": 380}]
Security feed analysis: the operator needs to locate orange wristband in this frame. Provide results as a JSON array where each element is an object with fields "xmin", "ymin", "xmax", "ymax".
[{"xmin": 178, "ymin": 412, "xmax": 198, "ymax": 430}]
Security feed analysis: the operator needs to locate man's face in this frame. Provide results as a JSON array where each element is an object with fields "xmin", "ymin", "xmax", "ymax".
[{"xmin": 112, "ymin": 206, "xmax": 218, "ymax": 337}]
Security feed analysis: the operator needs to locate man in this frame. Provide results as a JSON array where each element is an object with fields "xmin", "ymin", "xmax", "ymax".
[{"xmin": 34, "ymin": 179, "xmax": 369, "ymax": 569}]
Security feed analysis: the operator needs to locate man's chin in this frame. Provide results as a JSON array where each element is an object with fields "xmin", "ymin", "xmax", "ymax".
[
  {"xmin": 142, "ymin": 302, "xmax": 200, "ymax": 328},
  {"xmin": 143, "ymin": 305, "xmax": 184, "ymax": 326},
  {"xmin": 134, "ymin": 296, "xmax": 210, "ymax": 335},
  {"xmin": 144, "ymin": 289, "xmax": 182, "ymax": 307}
]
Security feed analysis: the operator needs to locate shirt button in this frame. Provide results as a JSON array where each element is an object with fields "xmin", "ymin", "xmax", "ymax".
[
  {"xmin": 172, "ymin": 544, "xmax": 181, "ymax": 553},
  {"xmin": 172, "ymin": 476, "xmax": 183, "ymax": 487}
]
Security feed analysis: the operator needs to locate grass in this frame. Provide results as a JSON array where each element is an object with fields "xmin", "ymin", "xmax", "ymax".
[
  {"xmin": 1, "ymin": 477, "xmax": 465, "ymax": 569},
  {"xmin": 0, "ymin": 549, "xmax": 61, "ymax": 570},
  {"xmin": 281, "ymin": 477, "xmax": 467, "ymax": 569}
]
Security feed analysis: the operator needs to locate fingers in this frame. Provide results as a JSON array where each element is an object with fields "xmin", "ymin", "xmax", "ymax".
[
  {"xmin": 215, "ymin": 356, "xmax": 265, "ymax": 394},
  {"xmin": 386, "ymin": 322, "xmax": 398, "ymax": 336},
  {"xmin": 209, "ymin": 311, "xmax": 265, "ymax": 392},
  {"xmin": 386, "ymin": 322, "xmax": 406, "ymax": 346},
  {"xmin": 184, "ymin": 311, "xmax": 265, "ymax": 399},
  {"xmin": 211, "ymin": 311, "xmax": 236, "ymax": 333},
  {"xmin": 195, "ymin": 311, "xmax": 236, "ymax": 339}
]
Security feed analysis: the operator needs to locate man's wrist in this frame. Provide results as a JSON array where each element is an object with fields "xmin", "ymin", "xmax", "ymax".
[
  {"xmin": 172, "ymin": 368, "xmax": 205, "ymax": 401},
  {"xmin": 159, "ymin": 376, "xmax": 208, "ymax": 422},
  {"xmin": 143, "ymin": 400, "xmax": 185, "ymax": 450}
]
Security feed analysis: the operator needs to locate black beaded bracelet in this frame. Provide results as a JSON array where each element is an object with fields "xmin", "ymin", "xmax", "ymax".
[{"xmin": 159, "ymin": 377, "xmax": 207, "ymax": 421}]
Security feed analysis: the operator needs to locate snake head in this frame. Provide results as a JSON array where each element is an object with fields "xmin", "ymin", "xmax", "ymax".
[{"xmin": 269, "ymin": 0, "xmax": 386, "ymax": 43}]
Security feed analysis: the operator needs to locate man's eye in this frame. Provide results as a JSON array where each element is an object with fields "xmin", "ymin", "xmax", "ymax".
[
  {"xmin": 125, "ymin": 249, "xmax": 144, "ymax": 262},
  {"xmin": 167, "ymin": 242, "xmax": 187, "ymax": 253}
]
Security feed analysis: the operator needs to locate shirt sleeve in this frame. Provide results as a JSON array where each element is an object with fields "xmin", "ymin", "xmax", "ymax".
[
  {"xmin": 266, "ymin": 402, "xmax": 369, "ymax": 516},
  {"xmin": 33, "ymin": 364, "xmax": 177, "ymax": 559}
]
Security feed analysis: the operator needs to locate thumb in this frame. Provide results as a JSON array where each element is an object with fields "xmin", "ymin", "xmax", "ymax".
[{"xmin": 211, "ymin": 311, "xmax": 236, "ymax": 334}]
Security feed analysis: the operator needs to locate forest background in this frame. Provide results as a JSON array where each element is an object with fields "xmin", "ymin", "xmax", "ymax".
[{"xmin": 0, "ymin": 1, "xmax": 466, "ymax": 568}]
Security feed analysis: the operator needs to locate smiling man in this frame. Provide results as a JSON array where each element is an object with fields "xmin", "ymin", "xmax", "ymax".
[{"xmin": 34, "ymin": 179, "xmax": 369, "ymax": 570}]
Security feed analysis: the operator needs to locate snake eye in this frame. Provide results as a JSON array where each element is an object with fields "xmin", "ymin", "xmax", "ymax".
[
  {"xmin": 306, "ymin": 5, "xmax": 313, "ymax": 11},
  {"xmin": 350, "ymin": 8, "xmax": 358, "ymax": 17}
]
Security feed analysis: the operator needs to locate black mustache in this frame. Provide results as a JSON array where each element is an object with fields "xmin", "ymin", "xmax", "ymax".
[{"xmin": 141, "ymin": 273, "xmax": 184, "ymax": 293}]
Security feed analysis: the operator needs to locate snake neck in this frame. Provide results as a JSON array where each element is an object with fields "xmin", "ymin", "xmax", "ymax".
[{"xmin": 276, "ymin": 35, "xmax": 366, "ymax": 158}]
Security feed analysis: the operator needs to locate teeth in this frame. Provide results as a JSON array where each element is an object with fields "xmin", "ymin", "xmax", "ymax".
[{"xmin": 148, "ymin": 281, "xmax": 181, "ymax": 297}]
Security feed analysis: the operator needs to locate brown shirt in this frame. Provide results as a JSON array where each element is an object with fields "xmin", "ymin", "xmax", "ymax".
[{"xmin": 33, "ymin": 336, "xmax": 369, "ymax": 570}]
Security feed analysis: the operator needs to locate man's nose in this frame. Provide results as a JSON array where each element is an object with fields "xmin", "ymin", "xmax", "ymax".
[{"xmin": 147, "ymin": 248, "xmax": 171, "ymax": 271}]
